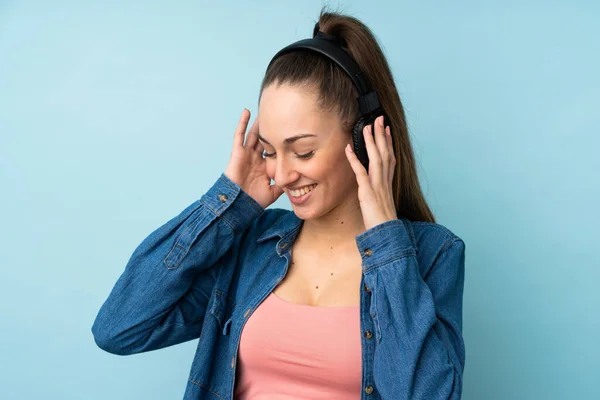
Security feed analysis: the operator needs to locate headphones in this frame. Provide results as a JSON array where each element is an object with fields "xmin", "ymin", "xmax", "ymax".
[{"xmin": 266, "ymin": 25, "xmax": 391, "ymax": 172}]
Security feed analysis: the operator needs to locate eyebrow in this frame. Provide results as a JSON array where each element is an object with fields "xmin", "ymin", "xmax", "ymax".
[{"xmin": 257, "ymin": 133, "xmax": 317, "ymax": 146}]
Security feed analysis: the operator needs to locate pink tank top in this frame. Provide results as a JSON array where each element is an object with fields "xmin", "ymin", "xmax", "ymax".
[{"xmin": 234, "ymin": 291, "xmax": 362, "ymax": 399}]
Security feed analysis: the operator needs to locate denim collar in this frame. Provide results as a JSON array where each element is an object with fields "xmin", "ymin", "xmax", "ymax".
[
  {"xmin": 256, "ymin": 209, "xmax": 418, "ymax": 257},
  {"xmin": 256, "ymin": 210, "xmax": 303, "ymax": 251}
]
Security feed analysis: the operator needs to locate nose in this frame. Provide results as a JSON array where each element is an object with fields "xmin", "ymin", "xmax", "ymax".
[{"xmin": 272, "ymin": 154, "xmax": 299, "ymax": 190}]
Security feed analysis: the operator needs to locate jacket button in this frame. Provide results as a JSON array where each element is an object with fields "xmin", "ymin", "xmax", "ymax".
[
  {"xmin": 365, "ymin": 385, "xmax": 374, "ymax": 394},
  {"xmin": 218, "ymin": 194, "xmax": 228, "ymax": 202},
  {"xmin": 363, "ymin": 248, "xmax": 372, "ymax": 257},
  {"xmin": 364, "ymin": 284, "xmax": 371, "ymax": 293},
  {"xmin": 365, "ymin": 330, "xmax": 373, "ymax": 339}
]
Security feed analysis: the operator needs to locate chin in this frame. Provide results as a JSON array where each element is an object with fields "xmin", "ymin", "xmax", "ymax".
[
  {"xmin": 290, "ymin": 205, "xmax": 318, "ymax": 220},
  {"xmin": 289, "ymin": 199, "xmax": 336, "ymax": 221}
]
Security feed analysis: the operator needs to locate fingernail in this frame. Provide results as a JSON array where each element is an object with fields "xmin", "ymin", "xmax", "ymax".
[{"xmin": 346, "ymin": 144, "xmax": 353, "ymax": 152}]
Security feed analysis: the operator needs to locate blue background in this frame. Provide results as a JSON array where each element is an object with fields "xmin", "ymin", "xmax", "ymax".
[{"xmin": 1, "ymin": 1, "xmax": 598, "ymax": 399}]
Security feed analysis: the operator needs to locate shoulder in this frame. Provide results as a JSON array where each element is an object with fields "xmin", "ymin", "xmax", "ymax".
[
  {"xmin": 255, "ymin": 207, "xmax": 291, "ymax": 227},
  {"xmin": 409, "ymin": 220, "xmax": 466, "ymax": 271},
  {"xmin": 410, "ymin": 220, "xmax": 464, "ymax": 249},
  {"xmin": 242, "ymin": 207, "xmax": 293, "ymax": 240}
]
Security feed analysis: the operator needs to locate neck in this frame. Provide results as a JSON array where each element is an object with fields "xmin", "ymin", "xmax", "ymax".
[{"xmin": 297, "ymin": 195, "xmax": 366, "ymax": 248}]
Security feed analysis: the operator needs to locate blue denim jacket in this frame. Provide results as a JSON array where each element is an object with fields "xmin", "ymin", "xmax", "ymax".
[{"xmin": 92, "ymin": 173, "xmax": 466, "ymax": 400}]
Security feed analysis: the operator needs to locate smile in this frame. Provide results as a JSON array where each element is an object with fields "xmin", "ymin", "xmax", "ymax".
[{"xmin": 289, "ymin": 184, "xmax": 317, "ymax": 198}]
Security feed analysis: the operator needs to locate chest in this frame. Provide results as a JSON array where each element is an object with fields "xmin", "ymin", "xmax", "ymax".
[{"xmin": 272, "ymin": 241, "xmax": 364, "ymax": 307}]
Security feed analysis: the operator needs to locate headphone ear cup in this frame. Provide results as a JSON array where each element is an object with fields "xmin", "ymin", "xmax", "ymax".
[
  {"xmin": 352, "ymin": 116, "xmax": 375, "ymax": 171},
  {"xmin": 352, "ymin": 113, "xmax": 393, "ymax": 171}
]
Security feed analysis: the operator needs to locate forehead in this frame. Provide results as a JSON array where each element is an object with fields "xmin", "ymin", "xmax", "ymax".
[{"xmin": 258, "ymin": 84, "xmax": 342, "ymax": 141}]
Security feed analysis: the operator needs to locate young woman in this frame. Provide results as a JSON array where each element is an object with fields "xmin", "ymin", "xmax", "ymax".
[{"xmin": 92, "ymin": 9, "xmax": 466, "ymax": 400}]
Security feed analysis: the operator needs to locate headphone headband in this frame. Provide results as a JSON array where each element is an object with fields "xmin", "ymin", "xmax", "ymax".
[{"xmin": 266, "ymin": 34, "xmax": 383, "ymax": 116}]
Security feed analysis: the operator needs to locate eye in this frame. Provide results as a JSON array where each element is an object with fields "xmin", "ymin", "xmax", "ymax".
[
  {"xmin": 296, "ymin": 151, "xmax": 314, "ymax": 159},
  {"xmin": 262, "ymin": 150, "xmax": 315, "ymax": 159},
  {"xmin": 262, "ymin": 150, "xmax": 275, "ymax": 159}
]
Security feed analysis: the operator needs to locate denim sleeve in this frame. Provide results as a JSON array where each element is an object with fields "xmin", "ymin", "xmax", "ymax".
[
  {"xmin": 356, "ymin": 219, "xmax": 466, "ymax": 399},
  {"xmin": 91, "ymin": 173, "xmax": 264, "ymax": 356}
]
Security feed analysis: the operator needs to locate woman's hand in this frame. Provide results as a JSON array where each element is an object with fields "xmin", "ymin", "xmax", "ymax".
[
  {"xmin": 345, "ymin": 115, "xmax": 398, "ymax": 231},
  {"xmin": 224, "ymin": 109, "xmax": 284, "ymax": 209}
]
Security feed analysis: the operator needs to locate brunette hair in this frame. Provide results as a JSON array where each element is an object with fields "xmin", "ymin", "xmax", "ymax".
[{"xmin": 259, "ymin": 8, "xmax": 435, "ymax": 223}]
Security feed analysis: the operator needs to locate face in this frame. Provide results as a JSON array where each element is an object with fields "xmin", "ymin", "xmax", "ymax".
[{"xmin": 258, "ymin": 83, "xmax": 359, "ymax": 220}]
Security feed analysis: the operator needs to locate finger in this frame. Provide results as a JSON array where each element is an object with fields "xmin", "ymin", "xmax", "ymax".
[
  {"xmin": 363, "ymin": 123, "xmax": 382, "ymax": 185},
  {"xmin": 270, "ymin": 183, "xmax": 284, "ymax": 200},
  {"xmin": 234, "ymin": 109, "xmax": 251, "ymax": 149},
  {"xmin": 373, "ymin": 116, "xmax": 390, "ymax": 185},
  {"xmin": 374, "ymin": 116, "xmax": 388, "ymax": 155},
  {"xmin": 254, "ymin": 141, "xmax": 265, "ymax": 156},
  {"xmin": 385, "ymin": 126, "xmax": 396, "ymax": 184},
  {"xmin": 345, "ymin": 143, "xmax": 371, "ymax": 188},
  {"xmin": 245, "ymin": 114, "xmax": 260, "ymax": 149}
]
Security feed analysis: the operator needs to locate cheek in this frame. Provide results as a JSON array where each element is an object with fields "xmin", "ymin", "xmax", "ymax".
[
  {"xmin": 331, "ymin": 151, "xmax": 357, "ymax": 185},
  {"xmin": 264, "ymin": 150, "xmax": 348, "ymax": 183}
]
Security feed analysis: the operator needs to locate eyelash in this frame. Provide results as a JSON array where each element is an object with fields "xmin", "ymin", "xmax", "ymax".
[{"xmin": 262, "ymin": 151, "xmax": 314, "ymax": 160}]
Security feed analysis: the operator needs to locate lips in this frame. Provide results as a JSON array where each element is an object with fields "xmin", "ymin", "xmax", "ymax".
[{"xmin": 287, "ymin": 184, "xmax": 317, "ymax": 205}]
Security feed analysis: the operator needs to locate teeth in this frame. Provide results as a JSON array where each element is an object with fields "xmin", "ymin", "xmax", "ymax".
[{"xmin": 290, "ymin": 184, "xmax": 317, "ymax": 197}]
